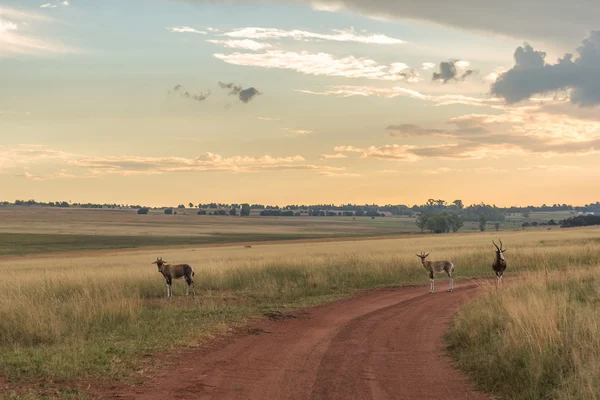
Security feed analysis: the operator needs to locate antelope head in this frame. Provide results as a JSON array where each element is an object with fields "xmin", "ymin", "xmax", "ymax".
[
  {"xmin": 152, "ymin": 256, "xmax": 167, "ymax": 272},
  {"xmin": 492, "ymin": 239, "xmax": 507, "ymax": 261},
  {"xmin": 416, "ymin": 252, "xmax": 430, "ymax": 263}
]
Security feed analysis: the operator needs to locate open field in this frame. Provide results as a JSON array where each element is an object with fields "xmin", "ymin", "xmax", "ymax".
[{"xmin": 2, "ymin": 223, "xmax": 600, "ymax": 398}]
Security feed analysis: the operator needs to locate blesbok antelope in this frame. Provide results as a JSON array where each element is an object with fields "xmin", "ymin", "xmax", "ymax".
[
  {"xmin": 492, "ymin": 240, "xmax": 507, "ymax": 285},
  {"xmin": 152, "ymin": 257, "xmax": 195, "ymax": 298},
  {"xmin": 244, "ymin": 245, "xmax": 252, "ymax": 248},
  {"xmin": 416, "ymin": 252, "xmax": 455, "ymax": 293}
]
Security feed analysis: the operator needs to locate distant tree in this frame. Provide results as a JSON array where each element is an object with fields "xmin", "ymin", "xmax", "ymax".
[
  {"xmin": 240, "ymin": 203, "xmax": 251, "ymax": 216},
  {"xmin": 137, "ymin": 207, "xmax": 149, "ymax": 215},
  {"xmin": 523, "ymin": 210, "xmax": 531, "ymax": 218},
  {"xmin": 531, "ymin": 221, "xmax": 539, "ymax": 227},
  {"xmin": 479, "ymin": 214, "xmax": 487, "ymax": 232},
  {"xmin": 448, "ymin": 213, "xmax": 464, "ymax": 232},
  {"xmin": 177, "ymin": 204, "xmax": 185, "ymax": 209},
  {"xmin": 355, "ymin": 209, "xmax": 365, "ymax": 217},
  {"xmin": 216, "ymin": 209, "xmax": 227, "ymax": 216},
  {"xmin": 522, "ymin": 222, "xmax": 530, "ymax": 227},
  {"xmin": 415, "ymin": 213, "xmax": 430, "ymax": 232},
  {"xmin": 188, "ymin": 202, "xmax": 194, "ymax": 208},
  {"xmin": 548, "ymin": 219, "xmax": 558, "ymax": 226},
  {"xmin": 197, "ymin": 210, "xmax": 207, "ymax": 215},
  {"xmin": 229, "ymin": 208, "xmax": 237, "ymax": 216},
  {"xmin": 452, "ymin": 199, "xmax": 464, "ymax": 210},
  {"xmin": 164, "ymin": 208, "xmax": 173, "ymax": 215},
  {"xmin": 494, "ymin": 222, "xmax": 500, "ymax": 231}
]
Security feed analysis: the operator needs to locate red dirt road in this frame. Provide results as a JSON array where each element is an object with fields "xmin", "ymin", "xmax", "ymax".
[{"xmin": 98, "ymin": 282, "xmax": 489, "ymax": 400}]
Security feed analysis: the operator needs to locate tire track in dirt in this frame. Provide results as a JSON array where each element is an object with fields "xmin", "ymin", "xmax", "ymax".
[{"xmin": 95, "ymin": 281, "xmax": 489, "ymax": 400}]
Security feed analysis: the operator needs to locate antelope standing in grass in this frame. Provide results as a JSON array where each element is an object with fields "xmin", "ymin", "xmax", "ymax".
[
  {"xmin": 152, "ymin": 257, "xmax": 195, "ymax": 298},
  {"xmin": 416, "ymin": 252, "xmax": 455, "ymax": 293},
  {"xmin": 492, "ymin": 240, "xmax": 507, "ymax": 286}
]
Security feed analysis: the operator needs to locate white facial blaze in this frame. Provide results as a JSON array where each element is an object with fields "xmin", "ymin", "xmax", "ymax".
[{"xmin": 499, "ymin": 251, "xmax": 505, "ymax": 261}]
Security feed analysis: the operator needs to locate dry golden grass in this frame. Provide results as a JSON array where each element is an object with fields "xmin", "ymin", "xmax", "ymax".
[
  {"xmin": 1, "ymin": 224, "xmax": 600, "ymax": 397},
  {"xmin": 447, "ymin": 261, "xmax": 600, "ymax": 399}
]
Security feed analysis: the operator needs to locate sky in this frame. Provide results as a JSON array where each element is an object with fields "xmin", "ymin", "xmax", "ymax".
[{"xmin": 2, "ymin": 0, "xmax": 600, "ymax": 207}]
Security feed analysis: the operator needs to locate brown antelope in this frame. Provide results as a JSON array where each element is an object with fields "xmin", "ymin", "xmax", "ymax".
[
  {"xmin": 492, "ymin": 240, "xmax": 507, "ymax": 285},
  {"xmin": 416, "ymin": 252, "xmax": 455, "ymax": 293},
  {"xmin": 152, "ymin": 257, "xmax": 195, "ymax": 298}
]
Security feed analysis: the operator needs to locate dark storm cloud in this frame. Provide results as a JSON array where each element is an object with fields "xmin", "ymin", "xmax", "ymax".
[
  {"xmin": 218, "ymin": 81, "xmax": 262, "ymax": 103},
  {"xmin": 491, "ymin": 31, "xmax": 600, "ymax": 106},
  {"xmin": 432, "ymin": 61, "xmax": 474, "ymax": 84}
]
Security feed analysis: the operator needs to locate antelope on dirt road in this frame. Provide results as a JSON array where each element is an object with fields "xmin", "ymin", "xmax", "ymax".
[{"xmin": 416, "ymin": 252, "xmax": 455, "ymax": 293}]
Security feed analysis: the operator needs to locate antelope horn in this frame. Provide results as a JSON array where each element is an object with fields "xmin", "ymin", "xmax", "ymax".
[
  {"xmin": 492, "ymin": 240, "xmax": 499, "ymax": 250},
  {"xmin": 499, "ymin": 239, "xmax": 504, "ymax": 250}
]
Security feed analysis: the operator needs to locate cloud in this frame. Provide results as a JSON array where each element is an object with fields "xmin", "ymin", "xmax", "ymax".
[
  {"xmin": 214, "ymin": 51, "xmax": 418, "ymax": 81},
  {"xmin": 182, "ymin": 0, "xmax": 600, "ymax": 41},
  {"xmin": 218, "ymin": 81, "xmax": 261, "ymax": 103},
  {"xmin": 319, "ymin": 171, "xmax": 361, "ymax": 177},
  {"xmin": 40, "ymin": 4, "xmax": 57, "ymax": 8},
  {"xmin": 257, "ymin": 116, "xmax": 282, "ymax": 121},
  {"xmin": 169, "ymin": 84, "xmax": 211, "ymax": 102},
  {"xmin": 421, "ymin": 62, "xmax": 436, "ymax": 70},
  {"xmin": 207, "ymin": 39, "xmax": 272, "ymax": 51},
  {"xmin": 64, "ymin": 152, "xmax": 345, "ymax": 176},
  {"xmin": 334, "ymin": 103, "xmax": 600, "ymax": 163},
  {"xmin": 432, "ymin": 60, "xmax": 475, "ymax": 83},
  {"xmin": 167, "ymin": 26, "xmax": 207, "ymax": 34},
  {"xmin": 284, "ymin": 128, "xmax": 314, "ymax": 136},
  {"xmin": 386, "ymin": 124, "xmax": 454, "ymax": 137},
  {"xmin": 295, "ymin": 85, "xmax": 502, "ymax": 107},
  {"xmin": 491, "ymin": 32, "xmax": 600, "ymax": 107},
  {"xmin": 0, "ymin": 8, "xmax": 73, "ymax": 56},
  {"xmin": 16, "ymin": 170, "xmax": 80, "ymax": 181},
  {"xmin": 321, "ymin": 153, "xmax": 348, "ymax": 159},
  {"xmin": 518, "ymin": 165, "xmax": 581, "ymax": 172},
  {"xmin": 0, "ymin": 144, "xmax": 75, "ymax": 170},
  {"xmin": 221, "ymin": 27, "xmax": 406, "ymax": 45}
]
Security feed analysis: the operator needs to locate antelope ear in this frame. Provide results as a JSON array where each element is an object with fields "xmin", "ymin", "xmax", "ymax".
[
  {"xmin": 425, "ymin": 253, "xmax": 430, "ymax": 257},
  {"xmin": 502, "ymin": 249, "xmax": 507, "ymax": 253}
]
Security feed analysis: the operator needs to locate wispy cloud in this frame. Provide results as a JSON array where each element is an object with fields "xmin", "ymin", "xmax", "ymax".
[
  {"xmin": 321, "ymin": 153, "xmax": 348, "ymax": 160},
  {"xmin": 257, "ymin": 116, "xmax": 282, "ymax": 121},
  {"xmin": 167, "ymin": 26, "xmax": 207, "ymax": 34},
  {"xmin": 0, "ymin": 7, "xmax": 73, "ymax": 56},
  {"xmin": 168, "ymin": 84, "xmax": 211, "ymax": 102},
  {"xmin": 295, "ymin": 85, "xmax": 501, "ymax": 107},
  {"xmin": 421, "ymin": 62, "xmax": 436, "ymax": 70},
  {"xmin": 284, "ymin": 128, "xmax": 314, "ymax": 136},
  {"xmin": 64, "ymin": 152, "xmax": 346, "ymax": 176},
  {"xmin": 40, "ymin": 4, "xmax": 57, "ymax": 8},
  {"xmin": 320, "ymin": 171, "xmax": 362, "ymax": 177},
  {"xmin": 215, "ymin": 51, "xmax": 418, "ymax": 81},
  {"xmin": 0, "ymin": 144, "xmax": 75, "ymax": 170},
  {"xmin": 207, "ymin": 39, "xmax": 271, "ymax": 51},
  {"xmin": 16, "ymin": 170, "xmax": 80, "ymax": 181},
  {"xmin": 221, "ymin": 27, "xmax": 406, "ymax": 45}
]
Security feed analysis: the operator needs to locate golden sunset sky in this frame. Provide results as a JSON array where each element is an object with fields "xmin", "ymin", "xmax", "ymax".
[{"xmin": 2, "ymin": 0, "xmax": 600, "ymax": 206}]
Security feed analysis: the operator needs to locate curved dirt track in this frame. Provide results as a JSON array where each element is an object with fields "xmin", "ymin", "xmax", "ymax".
[{"xmin": 98, "ymin": 281, "xmax": 489, "ymax": 400}]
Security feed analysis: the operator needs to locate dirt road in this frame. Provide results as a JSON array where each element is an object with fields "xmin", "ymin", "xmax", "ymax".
[{"xmin": 98, "ymin": 281, "xmax": 489, "ymax": 400}]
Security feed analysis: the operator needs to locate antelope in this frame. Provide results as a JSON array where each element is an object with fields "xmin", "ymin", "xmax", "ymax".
[
  {"xmin": 244, "ymin": 245, "xmax": 252, "ymax": 248},
  {"xmin": 492, "ymin": 240, "xmax": 507, "ymax": 285},
  {"xmin": 152, "ymin": 257, "xmax": 195, "ymax": 298},
  {"xmin": 416, "ymin": 252, "xmax": 455, "ymax": 293}
]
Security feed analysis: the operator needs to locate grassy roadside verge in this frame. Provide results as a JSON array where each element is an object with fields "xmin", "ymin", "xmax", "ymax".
[{"xmin": 446, "ymin": 269, "xmax": 600, "ymax": 399}]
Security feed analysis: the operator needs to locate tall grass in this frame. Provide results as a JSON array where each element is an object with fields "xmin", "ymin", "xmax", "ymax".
[
  {"xmin": 447, "ymin": 268, "xmax": 600, "ymax": 399},
  {"xmin": 2, "ymin": 227, "xmax": 600, "ymax": 389}
]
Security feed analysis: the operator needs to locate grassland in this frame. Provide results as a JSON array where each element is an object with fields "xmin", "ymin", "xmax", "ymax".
[
  {"xmin": 447, "ymin": 269, "xmax": 600, "ymax": 399},
  {"xmin": 1, "ymin": 207, "xmax": 597, "ymax": 398}
]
